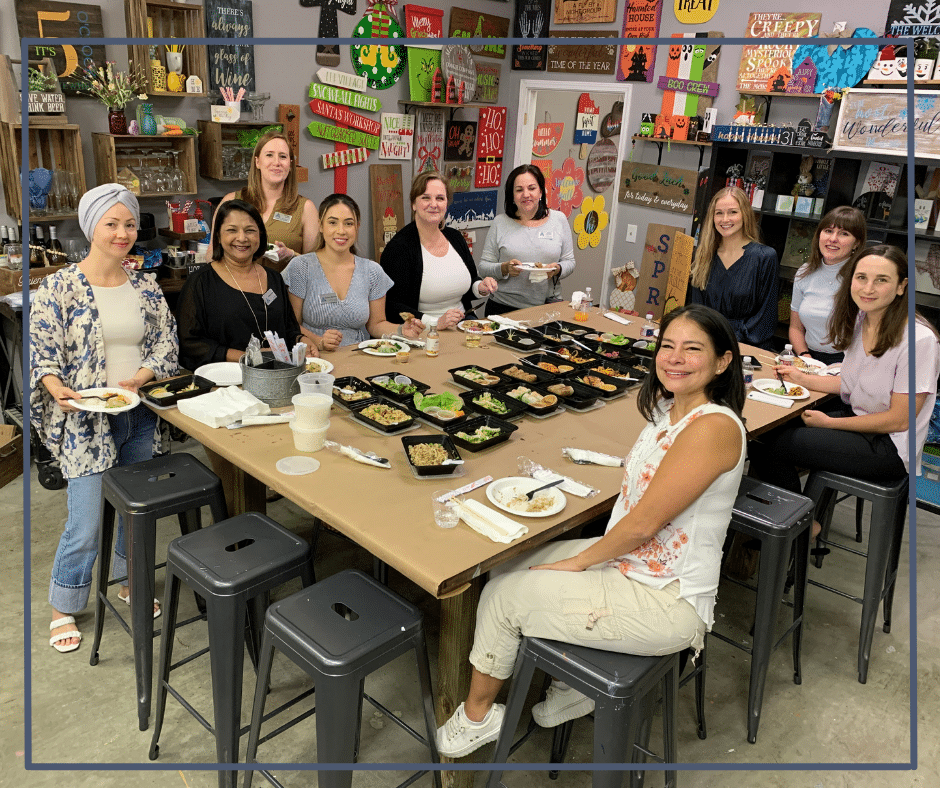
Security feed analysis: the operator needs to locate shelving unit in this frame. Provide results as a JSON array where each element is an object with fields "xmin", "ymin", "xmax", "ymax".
[
  {"xmin": 0, "ymin": 123, "xmax": 86, "ymax": 222},
  {"xmin": 398, "ymin": 100, "xmax": 487, "ymax": 119},
  {"xmin": 91, "ymin": 132, "xmax": 197, "ymax": 197},
  {"xmin": 631, "ymin": 135, "xmax": 711, "ymax": 168},
  {"xmin": 124, "ymin": 0, "xmax": 208, "ymax": 98},
  {"xmin": 197, "ymin": 120, "xmax": 276, "ymax": 180}
]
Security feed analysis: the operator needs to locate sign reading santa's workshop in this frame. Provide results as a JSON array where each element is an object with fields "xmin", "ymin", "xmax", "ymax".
[
  {"xmin": 736, "ymin": 12, "xmax": 821, "ymax": 93},
  {"xmin": 475, "ymin": 107, "xmax": 506, "ymax": 188}
]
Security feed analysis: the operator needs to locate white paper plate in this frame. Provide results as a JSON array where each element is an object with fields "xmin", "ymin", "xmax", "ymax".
[
  {"xmin": 195, "ymin": 362, "xmax": 242, "ymax": 386},
  {"xmin": 303, "ymin": 357, "xmax": 335, "ymax": 375},
  {"xmin": 486, "ymin": 477, "xmax": 567, "ymax": 518},
  {"xmin": 776, "ymin": 355, "xmax": 827, "ymax": 373},
  {"xmin": 514, "ymin": 262, "xmax": 554, "ymax": 271},
  {"xmin": 752, "ymin": 378, "xmax": 811, "ymax": 401},
  {"xmin": 357, "ymin": 339, "xmax": 407, "ymax": 357},
  {"xmin": 71, "ymin": 387, "xmax": 140, "ymax": 414},
  {"xmin": 457, "ymin": 319, "xmax": 504, "ymax": 334}
]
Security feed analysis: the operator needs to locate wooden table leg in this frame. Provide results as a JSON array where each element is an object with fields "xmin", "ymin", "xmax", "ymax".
[
  {"xmin": 438, "ymin": 577, "xmax": 483, "ymax": 788},
  {"xmin": 204, "ymin": 447, "xmax": 266, "ymax": 517}
]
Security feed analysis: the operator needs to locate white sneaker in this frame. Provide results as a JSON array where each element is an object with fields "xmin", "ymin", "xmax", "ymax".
[
  {"xmin": 531, "ymin": 683, "xmax": 595, "ymax": 728},
  {"xmin": 436, "ymin": 702, "xmax": 505, "ymax": 757}
]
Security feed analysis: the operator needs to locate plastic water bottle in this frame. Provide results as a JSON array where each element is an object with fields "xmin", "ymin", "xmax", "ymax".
[
  {"xmin": 193, "ymin": 206, "xmax": 211, "ymax": 244},
  {"xmin": 778, "ymin": 344, "xmax": 795, "ymax": 367},
  {"xmin": 742, "ymin": 356, "xmax": 755, "ymax": 388},
  {"xmin": 641, "ymin": 313, "xmax": 656, "ymax": 339},
  {"xmin": 584, "ymin": 287, "xmax": 594, "ymax": 310}
]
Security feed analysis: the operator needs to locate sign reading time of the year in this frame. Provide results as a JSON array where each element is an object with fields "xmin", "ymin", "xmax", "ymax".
[{"xmin": 475, "ymin": 106, "xmax": 507, "ymax": 189}]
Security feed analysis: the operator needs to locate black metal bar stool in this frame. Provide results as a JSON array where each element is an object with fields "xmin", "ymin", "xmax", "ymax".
[
  {"xmin": 804, "ymin": 471, "xmax": 909, "ymax": 684},
  {"xmin": 711, "ymin": 477, "xmax": 814, "ymax": 743},
  {"xmin": 148, "ymin": 512, "xmax": 315, "ymax": 788},
  {"xmin": 242, "ymin": 569, "xmax": 440, "ymax": 788},
  {"xmin": 89, "ymin": 452, "xmax": 228, "ymax": 731},
  {"xmin": 486, "ymin": 638, "xmax": 680, "ymax": 788}
]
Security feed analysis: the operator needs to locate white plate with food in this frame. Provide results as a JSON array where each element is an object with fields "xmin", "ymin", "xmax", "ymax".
[
  {"xmin": 357, "ymin": 339, "xmax": 407, "ymax": 357},
  {"xmin": 513, "ymin": 262, "xmax": 555, "ymax": 272},
  {"xmin": 195, "ymin": 362, "xmax": 242, "ymax": 386},
  {"xmin": 457, "ymin": 319, "xmax": 503, "ymax": 334},
  {"xmin": 752, "ymin": 378, "xmax": 811, "ymax": 401},
  {"xmin": 304, "ymin": 357, "xmax": 335, "ymax": 374},
  {"xmin": 776, "ymin": 355, "xmax": 827, "ymax": 374},
  {"xmin": 486, "ymin": 477, "xmax": 567, "ymax": 518},
  {"xmin": 71, "ymin": 387, "xmax": 140, "ymax": 414}
]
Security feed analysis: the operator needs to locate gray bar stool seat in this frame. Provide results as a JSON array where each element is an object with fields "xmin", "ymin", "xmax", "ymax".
[
  {"xmin": 242, "ymin": 569, "xmax": 440, "ymax": 788},
  {"xmin": 89, "ymin": 452, "xmax": 228, "ymax": 731},
  {"xmin": 148, "ymin": 512, "xmax": 315, "ymax": 788},
  {"xmin": 804, "ymin": 471, "xmax": 909, "ymax": 684},
  {"xmin": 486, "ymin": 638, "xmax": 681, "ymax": 788},
  {"xmin": 711, "ymin": 477, "xmax": 814, "ymax": 743}
]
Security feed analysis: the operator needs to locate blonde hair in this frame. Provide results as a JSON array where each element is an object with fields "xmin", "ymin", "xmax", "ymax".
[
  {"xmin": 239, "ymin": 130, "xmax": 302, "ymax": 216},
  {"xmin": 691, "ymin": 187, "xmax": 761, "ymax": 290}
]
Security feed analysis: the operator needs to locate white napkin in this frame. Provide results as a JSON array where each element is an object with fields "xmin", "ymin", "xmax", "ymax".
[
  {"xmin": 562, "ymin": 447, "xmax": 624, "ymax": 467},
  {"xmin": 530, "ymin": 270, "xmax": 549, "ymax": 283},
  {"xmin": 453, "ymin": 499, "xmax": 528, "ymax": 543},
  {"xmin": 747, "ymin": 390, "xmax": 794, "ymax": 408},
  {"xmin": 531, "ymin": 468, "xmax": 596, "ymax": 498},
  {"xmin": 178, "ymin": 387, "xmax": 270, "ymax": 428},
  {"xmin": 569, "ymin": 291, "xmax": 587, "ymax": 308},
  {"xmin": 604, "ymin": 311, "xmax": 632, "ymax": 325},
  {"xmin": 491, "ymin": 315, "xmax": 529, "ymax": 329}
]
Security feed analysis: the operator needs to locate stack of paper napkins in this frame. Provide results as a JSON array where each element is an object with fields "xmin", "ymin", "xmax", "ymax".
[{"xmin": 178, "ymin": 387, "xmax": 271, "ymax": 428}]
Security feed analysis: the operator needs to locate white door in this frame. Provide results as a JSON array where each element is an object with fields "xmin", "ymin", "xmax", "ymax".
[{"xmin": 514, "ymin": 79, "xmax": 633, "ymax": 310}]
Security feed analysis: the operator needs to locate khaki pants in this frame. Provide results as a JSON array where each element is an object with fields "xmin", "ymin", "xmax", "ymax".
[{"xmin": 469, "ymin": 538, "xmax": 706, "ymax": 681}]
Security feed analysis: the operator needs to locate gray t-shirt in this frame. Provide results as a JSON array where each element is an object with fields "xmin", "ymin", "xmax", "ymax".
[
  {"xmin": 477, "ymin": 210, "xmax": 576, "ymax": 309},
  {"xmin": 282, "ymin": 253, "xmax": 393, "ymax": 347}
]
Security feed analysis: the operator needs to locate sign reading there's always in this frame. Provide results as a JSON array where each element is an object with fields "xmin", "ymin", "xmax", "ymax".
[
  {"xmin": 205, "ymin": 0, "xmax": 256, "ymax": 99},
  {"xmin": 309, "ymin": 99, "xmax": 381, "ymax": 135},
  {"xmin": 307, "ymin": 120, "xmax": 380, "ymax": 150},
  {"xmin": 309, "ymin": 82, "xmax": 380, "ymax": 112},
  {"xmin": 476, "ymin": 106, "xmax": 507, "ymax": 188},
  {"xmin": 14, "ymin": 0, "xmax": 106, "ymax": 94},
  {"xmin": 618, "ymin": 162, "xmax": 697, "ymax": 215},
  {"xmin": 316, "ymin": 67, "xmax": 366, "ymax": 92}
]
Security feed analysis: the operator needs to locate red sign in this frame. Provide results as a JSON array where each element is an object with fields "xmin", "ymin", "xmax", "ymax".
[
  {"xmin": 308, "ymin": 99, "xmax": 382, "ymax": 136},
  {"xmin": 475, "ymin": 106, "xmax": 506, "ymax": 189},
  {"xmin": 532, "ymin": 122, "xmax": 564, "ymax": 157}
]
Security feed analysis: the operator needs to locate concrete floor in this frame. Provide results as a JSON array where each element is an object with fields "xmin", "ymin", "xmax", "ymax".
[{"xmin": 2, "ymin": 438, "xmax": 938, "ymax": 787}]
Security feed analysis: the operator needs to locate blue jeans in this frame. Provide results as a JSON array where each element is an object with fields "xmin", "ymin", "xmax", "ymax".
[{"xmin": 49, "ymin": 406, "xmax": 159, "ymax": 613}]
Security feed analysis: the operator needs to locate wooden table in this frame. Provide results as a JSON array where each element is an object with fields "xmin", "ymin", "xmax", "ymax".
[{"xmin": 153, "ymin": 304, "xmax": 827, "ymax": 781}]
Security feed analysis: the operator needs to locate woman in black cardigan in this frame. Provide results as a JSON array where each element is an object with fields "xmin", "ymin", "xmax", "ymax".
[{"xmin": 381, "ymin": 170, "xmax": 498, "ymax": 329}]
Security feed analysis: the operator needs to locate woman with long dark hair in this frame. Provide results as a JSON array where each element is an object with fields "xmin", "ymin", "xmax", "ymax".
[
  {"xmin": 477, "ymin": 164, "xmax": 576, "ymax": 315},
  {"xmin": 435, "ymin": 305, "xmax": 746, "ymax": 756}
]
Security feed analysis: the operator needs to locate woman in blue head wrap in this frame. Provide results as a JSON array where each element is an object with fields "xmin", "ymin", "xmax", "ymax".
[{"xmin": 30, "ymin": 183, "xmax": 179, "ymax": 653}]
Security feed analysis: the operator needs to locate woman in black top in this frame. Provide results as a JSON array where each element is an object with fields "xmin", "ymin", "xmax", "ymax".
[{"xmin": 177, "ymin": 199, "xmax": 305, "ymax": 371}]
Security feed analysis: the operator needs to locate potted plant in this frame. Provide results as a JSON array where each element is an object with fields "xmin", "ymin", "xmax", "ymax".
[{"xmin": 74, "ymin": 60, "xmax": 148, "ymax": 135}]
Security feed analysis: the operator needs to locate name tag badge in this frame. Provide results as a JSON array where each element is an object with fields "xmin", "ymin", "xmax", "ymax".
[
  {"xmin": 144, "ymin": 310, "xmax": 160, "ymax": 327},
  {"xmin": 537, "ymin": 230, "xmax": 555, "ymax": 241},
  {"xmin": 273, "ymin": 212, "xmax": 292, "ymax": 223},
  {"xmin": 262, "ymin": 289, "xmax": 277, "ymax": 305},
  {"xmin": 319, "ymin": 292, "xmax": 340, "ymax": 305}
]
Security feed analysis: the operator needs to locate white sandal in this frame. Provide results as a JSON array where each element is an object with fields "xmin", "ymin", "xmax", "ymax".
[
  {"xmin": 119, "ymin": 592, "xmax": 161, "ymax": 619},
  {"xmin": 49, "ymin": 616, "xmax": 82, "ymax": 653}
]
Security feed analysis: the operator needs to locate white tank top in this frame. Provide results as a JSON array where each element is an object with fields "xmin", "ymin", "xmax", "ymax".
[
  {"xmin": 418, "ymin": 243, "xmax": 472, "ymax": 320},
  {"xmin": 91, "ymin": 280, "xmax": 144, "ymax": 387}
]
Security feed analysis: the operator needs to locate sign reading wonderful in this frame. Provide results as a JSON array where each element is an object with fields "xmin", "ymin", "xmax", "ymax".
[
  {"xmin": 736, "ymin": 12, "xmax": 820, "ymax": 93},
  {"xmin": 831, "ymin": 89, "xmax": 940, "ymax": 160},
  {"xmin": 618, "ymin": 162, "xmax": 697, "ymax": 215},
  {"xmin": 205, "ymin": 0, "xmax": 256, "ymax": 98},
  {"xmin": 14, "ymin": 0, "xmax": 105, "ymax": 94}
]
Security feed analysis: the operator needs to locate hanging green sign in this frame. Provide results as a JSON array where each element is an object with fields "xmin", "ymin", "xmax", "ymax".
[
  {"xmin": 307, "ymin": 120, "xmax": 380, "ymax": 150},
  {"xmin": 308, "ymin": 82, "xmax": 381, "ymax": 112}
]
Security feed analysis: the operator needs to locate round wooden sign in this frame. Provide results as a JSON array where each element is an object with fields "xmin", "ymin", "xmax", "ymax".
[
  {"xmin": 586, "ymin": 138, "xmax": 618, "ymax": 193},
  {"xmin": 441, "ymin": 45, "xmax": 477, "ymax": 102}
]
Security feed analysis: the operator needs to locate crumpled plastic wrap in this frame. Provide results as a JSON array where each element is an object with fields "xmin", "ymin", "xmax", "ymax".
[
  {"xmin": 324, "ymin": 440, "xmax": 391, "ymax": 468},
  {"xmin": 517, "ymin": 456, "xmax": 598, "ymax": 498},
  {"xmin": 561, "ymin": 447, "xmax": 624, "ymax": 467}
]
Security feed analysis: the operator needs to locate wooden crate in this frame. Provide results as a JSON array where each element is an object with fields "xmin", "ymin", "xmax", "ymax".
[
  {"xmin": 125, "ymin": 0, "xmax": 208, "ymax": 97},
  {"xmin": 0, "ymin": 123, "xmax": 86, "ymax": 222},
  {"xmin": 91, "ymin": 132, "xmax": 197, "ymax": 197},
  {"xmin": 0, "ymin": 56, "xmax": 68, "ymax": 126},
  {"xmin": 197, "ymin": 120, "xmax": 281, "ymax": 180},
  {"xmin": 0, "ymin": 262, "xmax": 68, "ymax": 296},
  {"xmin": 0, "ymin": 424, "xmax": 23, "ymax": 490}
]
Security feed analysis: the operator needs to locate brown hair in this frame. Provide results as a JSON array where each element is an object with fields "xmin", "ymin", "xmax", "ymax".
[
  {"xmin": 798, "ymin": 206, "xmax": 867, "ymax": 279},
  {"xmin": 313, "ymin": 193, "xmax": 361, "ymax": 256},
  {"xmin": 409, "ymin": 170, "xmax": 451, "ymax": 227},
  {"xmin": 239, "ymin": 130, "xmax": 302, "ymax": 216},
  {"xmin": 690, "ymin": 187, "xmax": 761, "ymax": 291},
  {"xmin": 504, "ymin": 163, "xmax": 549, "ymax": 220},
  {"xmin": 827, "ymin": 244, "xmax": 922, "ymax": 356}
]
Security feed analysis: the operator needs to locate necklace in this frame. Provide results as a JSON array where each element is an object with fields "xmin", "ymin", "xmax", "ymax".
[{"xmin": 222, "ymin": 260, "xmax": 268, "ymax": 341}]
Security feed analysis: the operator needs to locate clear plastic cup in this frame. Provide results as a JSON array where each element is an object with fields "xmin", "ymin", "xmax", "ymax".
[
  {"xmin": 431, "ymin": 489, "xmax": 460, "ymax": 529},
  {"xmin": 290, "ymin": 420, "xmax": 330, "ymax": 452},
  {"xmin": 291, "ymin": 393, "xmax": 332, "ymax": 428},
  {"xmin": 298, "ymin": 372, "xmax": 335, "ymax": 395}
]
